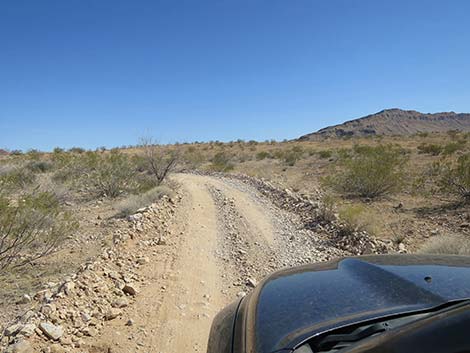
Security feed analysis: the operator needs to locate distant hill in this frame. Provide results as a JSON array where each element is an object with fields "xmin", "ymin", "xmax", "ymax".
[{"xmin": 299, "ymin": 109, "xmax": 470, "ymax": 140}]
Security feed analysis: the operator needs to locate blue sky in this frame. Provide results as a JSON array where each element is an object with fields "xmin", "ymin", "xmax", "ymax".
[{"xmin": 1, "ymin": 0, "xmax": 470, "ymax": 151}]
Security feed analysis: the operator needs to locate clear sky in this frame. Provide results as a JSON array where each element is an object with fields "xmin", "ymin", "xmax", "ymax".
[{"xmin": 1, "ymin": 0, "xmax": 470, "ymax": 151}]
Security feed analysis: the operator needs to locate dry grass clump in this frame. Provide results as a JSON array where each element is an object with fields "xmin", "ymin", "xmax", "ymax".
[
  {"xmin": 115, "ymin": 185, "xmax": 174, "ymax": 217},
  {"xmin": 419, "ymin": 235, "xmax": 470, "ymax": 255}
]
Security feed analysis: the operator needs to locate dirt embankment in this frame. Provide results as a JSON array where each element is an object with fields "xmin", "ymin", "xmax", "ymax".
[{"xmin": 2, "ymin": 173, "xmax": 391, "ymax": 353}]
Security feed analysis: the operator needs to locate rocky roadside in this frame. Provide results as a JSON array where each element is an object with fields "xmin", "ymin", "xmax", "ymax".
[
  {"xmin": 208, "ymin": 184, "xmax": 346, "ymax": 299},
  {"xmin": 194, "ymin": 170, "xmax": 394, "ymax": 255},
  {"xmin": 1, "ymin": 194, "xmax": 181, "ymax": 353}
]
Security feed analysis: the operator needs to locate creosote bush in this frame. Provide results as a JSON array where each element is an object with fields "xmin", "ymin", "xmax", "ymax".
[
  {"xmin": 433, "ymin": 153, "xmax": 470, "ymax": 202},
  {"xmin": 318, "ymin": 150, "xmax": 332, "ymax": 159},
  {"xmin": 210, "ymin": 152, "xmax": 234, "ymax": 172},
  {"xmin": 325, "ymin": 144, "xmax": 407, "ymax": 198},
  {"xmin": 0, "ymin": 192, "xmax": 77, "ymax": 272},
  {"xmin": 256, "ymin": 151, "xmax": 270, "ymax": 160},
  {"xmin": 91, "ymin": 151, "xmax": 137, "ymax": 198},
  {"xmin": 0, "ymin": 165, "xmax": 36, "ymax": 192},
  {"xmin": 282, "ymin": 146, "xmax": 304, "ymax": 166}
]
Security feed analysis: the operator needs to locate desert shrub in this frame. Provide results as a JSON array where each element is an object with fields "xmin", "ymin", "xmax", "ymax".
[
  {"xmin": 417, "ymin": 143, "xmax": 443, "ymax": 156},
  {"xmin": 256, "ymin": 151, "xmax": 270, "ymax": 160},
  {"xmin": 442, "ymin": 140, "xmax": 466, "ymax": 156},
  {"xmin": 183, "ymin": 150, "xmax": 205, "ymax": 169},
  {"xmin": 91, "ymin": 151, "xmax": 137, "ymax": 198},
  {"xmin": 140, "ymin": 137, "xmax": 179, "ymax": 185},
  {"xmin": 325, "ymin": 145, "xmax": 407, "ymax": 198},
  {"xmin": 447, "ymin": 130, "xmax": 460, "ymax": 138},
  {"xmin": 318, "ymin": 150, "xmax": 332, "ymax": 159},
  {"xmin": 68, "ymin": 147, "xmax": 86, "ymax": 154},
  {"xmin": 0, "ymin": 192, "xmax": 77, "ymax": 271},
  {"xmin": 36, "ymin": 177, "xmax": 70, "ymax": 203},
  {"xmin": 272, "ymin": 150, "xmax": 284, "ymax": 160},
  {"xmin": 434, "ymin": 153, "xmax": 470, "ymax": 202},
  {"xmin": 115, "ymin": 185, "xmax": 173, "ymax": 217},
  {"xmin": 26, "ymin": 160, "xmax": 54, "ymax": 173},
  {"xmin": 316, "ymin": 193, "xmax": 337, "ymax": 223},
  {"xmin": 282, "ymin": 146, "xmax": 303, "ymax": 166},
  {"xmin": 419, "ymin": 235, "xmax": 470, "ymax": 255},
  {"xmin": 26, "ymin": 149, "xmax": 41, "ymax": 160},
  {"xmin": 52, "ymin": 151, "xmax": 101, "ymax": 183},
  {"xmin": 337, "ymin": 204, "xmax": 371, "ymax": 236},
  {"xmin": 416, "ymin": 132, "xmax": 429, "ymax": 138},
  {"xmin": 0, "ymin": 165, "xmax": 36, "ymax": 192},
  {"xmin": 210, "ymin": 152, "xmax": 234, "ymax": 172}
]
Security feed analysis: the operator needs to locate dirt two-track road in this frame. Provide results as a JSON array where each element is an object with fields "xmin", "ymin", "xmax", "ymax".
[{"xmin": 89, "ymin": 173, "xmax": 340, "ymax": 353}]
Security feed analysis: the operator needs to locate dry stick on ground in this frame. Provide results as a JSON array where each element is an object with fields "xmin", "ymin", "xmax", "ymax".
[{"xmin": 140, "ymin": 137, "xmax": 179, "ymax": 185}]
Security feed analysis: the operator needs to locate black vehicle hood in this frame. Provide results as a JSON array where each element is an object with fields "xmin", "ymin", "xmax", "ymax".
[{"xmin": 241, "ymin": 255, "xmax": 470, "ymax": 353}]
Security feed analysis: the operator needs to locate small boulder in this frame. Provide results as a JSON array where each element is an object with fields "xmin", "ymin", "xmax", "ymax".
[
  {"xmin": 39, "ymin": 322, "xmax": 63, "ymax": 341},
  {"xmin": 19, "ymin": 324, "xmax": 36, "ymax": 337},
  {"xmin": 4, "ymin": 324, "xmax": 23, "ymax": 336},
  {"xmin": 105, "ymin": 308, "xmax": 122, "ymax": 321},
  {"xmin": 62, "ymin": 282, "xmax": 75, "ymax": 295},
  {"xmin": 122, "ymin": 284, "xmax": 138, "ymax": 296},
  {"xmin": 112, "ymin": 297, "xmax": 129, "ymax": 308}
]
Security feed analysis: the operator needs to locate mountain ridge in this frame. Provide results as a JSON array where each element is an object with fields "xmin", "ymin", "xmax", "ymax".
[{"xmin": 299, "ymin": 108, "xmax": 470, "ymax": 140}]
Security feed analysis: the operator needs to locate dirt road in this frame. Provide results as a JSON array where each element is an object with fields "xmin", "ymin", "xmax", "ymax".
[{"xmin": 90, "ymin": 173, "xmax": 341, "ymax": 353}]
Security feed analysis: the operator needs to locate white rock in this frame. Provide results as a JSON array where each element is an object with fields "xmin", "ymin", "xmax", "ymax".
[
  {"xmin": 16, "ymin": 294, "xmax": 31, "ymax": 305},
  {"xmin": 39, "ymin": 322, "xmax": 63, "ymax": 341},
  {"xmin": 246, "ymin": 278, "xmax": 258, "ymax": 287}
]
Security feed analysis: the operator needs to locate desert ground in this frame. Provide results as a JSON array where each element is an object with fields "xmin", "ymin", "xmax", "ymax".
[{"xmin": 1, "ymin": 131, "xmax": 469, "ymax": 352}]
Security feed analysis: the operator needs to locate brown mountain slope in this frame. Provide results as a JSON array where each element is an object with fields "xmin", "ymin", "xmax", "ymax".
[{"xmin": 299, "ymin": 108, "xmax": 470, "ymax": 140}]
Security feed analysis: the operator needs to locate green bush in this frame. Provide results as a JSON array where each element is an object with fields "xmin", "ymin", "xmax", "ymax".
[
  {"xmin": 0, "ymin": 192, "xmax": 77, "ymax": 271},
  {"xmin": 318, "ymin": 150, "xmax": 333, "ymax": 159},
  {"xmin": 338, "ymin": 204, "xmax": 369, "ymax": 236},
  {"xmin": 316, "ymin": 193, "xmax": 337, "ymax": 223},
  {"xmin": 0, "ymin": 165, "xmax": 36, "ymax": 192},
  {"xmin": 26, "ymin": 160, "xmax": 54, "ymax": 173},
  {"xmin": 434, "ymin": 153, "xmax": 470, "ymax": 202},
  {"xmin": 91, "ymin": 151, "xmax": 137, "ymax": 198},
  {"xmin": 256, "ymin": 151, "xmax": 270, "ymax": 160},
  {"xmin": 443, "ymin": 140, "xmax": 466, "ymax": 156},
  {"xmin": 282, "ymin": 146, "xmax": 303, "ymax": 166},
  {"xmin": 210, "ymin": 152, "xmax": 234, "ymax": 172},
  {"xmin": 326, "ymin": 145, "xmax": 407, "ymax": 198}
]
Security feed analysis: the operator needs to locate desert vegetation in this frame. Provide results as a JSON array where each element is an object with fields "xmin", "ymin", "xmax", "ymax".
[
  {"xmin": 1, "ymin": 130, "xmax": 470, "ymax": 328},
  {"xmin": 0, "ymin": 143, "xmax": 179, "ymax": 314}
]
